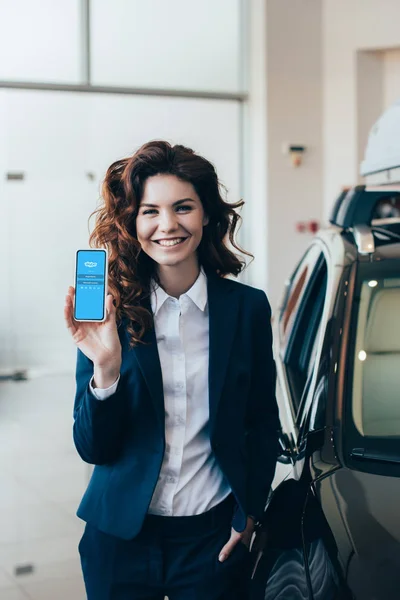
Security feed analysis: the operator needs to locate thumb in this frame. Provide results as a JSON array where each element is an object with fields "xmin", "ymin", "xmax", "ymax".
[{"xmin": 218, "ymin": 537, "xmax": 237, "ymax": 563}]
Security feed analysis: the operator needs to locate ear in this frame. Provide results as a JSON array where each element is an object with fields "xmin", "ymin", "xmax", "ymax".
[{"xmin": 203, "ymin": 215, "xmax": 209, "ymax": 226}]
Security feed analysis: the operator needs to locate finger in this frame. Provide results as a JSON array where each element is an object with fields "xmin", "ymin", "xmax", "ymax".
[
  {"xmin": 66, "ymin": 286, "xmax": 76, "ymax": 313},
  {"xmin": 64, "ymin": 310, "xmax": 77, "ymax": 337},
  {"xmin": 64, "ymin": 294, "xmax": 78, "ymax": 336},
  {"xmin": 64, "ymin": 300, "xmax": 76, "ymax": 335},
  {"xmin": 218, "ymin": 536, "xmax": 240, "ymax": 562}
]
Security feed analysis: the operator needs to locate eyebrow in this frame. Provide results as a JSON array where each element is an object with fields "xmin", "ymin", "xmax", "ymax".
[{"xmin": 140, "ymin": 198, "xmax": 195, "ymax": 208}]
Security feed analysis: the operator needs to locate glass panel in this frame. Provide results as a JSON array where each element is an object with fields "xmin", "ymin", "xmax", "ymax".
[
  {"xmin": 285, "ymin": 261, "xmax": 327, "ymax": 411},
  {"xmin": 3, "ymin": 89, "xmax": 241, "ymax": 370},
  {"xmin": 4, "ymin": 90, "xmax": 90, "ymax": 177},
  {"xmin": 0, "ymin": 92, "xmax": 11, "ymax": 368},
  {"xmin": 352, "ymin": 276, "xmax": 400, "ymax": 437},
  {"xmin": 7, "ymin": 177, "xmax": 97, "ymax": 370},
  {"xmin": 279, "ymin": 245, "xmax": 322, "ymax": 348},
  {"xmin": 0, "ymin": 0, "xmax": 81, "ymax": 83},
  {"xmin": 90, "ymin": 0, "xmax": 243, "ymax": 92},
  {"xmin": 87, "ymin": 93, "xmax": 241, "ymax": 204}
]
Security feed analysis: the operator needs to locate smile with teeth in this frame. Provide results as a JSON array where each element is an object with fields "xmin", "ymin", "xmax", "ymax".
[{"xmin": 155, "ymin": 237, "xmax": 187, "ymax": 247}]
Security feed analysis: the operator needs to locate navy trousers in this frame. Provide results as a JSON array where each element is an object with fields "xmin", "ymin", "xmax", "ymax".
[{"xmin": 79, "ymin": 494, "xmax": 252, "ymax": 599}]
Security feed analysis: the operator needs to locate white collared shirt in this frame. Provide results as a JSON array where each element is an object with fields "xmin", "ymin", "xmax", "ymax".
[{"xmin": 90, "ymin": 269, "xmax": 231, "ymax": 516}]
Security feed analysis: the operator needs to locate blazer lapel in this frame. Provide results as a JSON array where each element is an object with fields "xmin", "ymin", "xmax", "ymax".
[
  {"xmin": 208, "ymin": 274, "xmax": 240, "ymax": 431},
  {"xmin": 122, "ymin": 315, "xmax": 165, "ymax": 435}
]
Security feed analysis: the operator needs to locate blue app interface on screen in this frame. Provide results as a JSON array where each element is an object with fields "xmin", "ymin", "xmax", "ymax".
[{"xmin": 75, "ymin": 250, "xmax": 106, "ymax": 320}]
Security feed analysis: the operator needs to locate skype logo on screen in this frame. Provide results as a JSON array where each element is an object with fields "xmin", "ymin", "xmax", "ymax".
[{"xmin": 84, "ymin": 261, "xmax": 97, "ymax": 268}]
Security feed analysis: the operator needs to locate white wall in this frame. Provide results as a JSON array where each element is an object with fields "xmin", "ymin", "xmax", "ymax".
[
  {"xmin": 242, "ymin": 0, "xmax": 268, "ymax": 291},
  {"xmin": 90, "ymin": 0, "xmax": 242, "ymax": 92},
  {"xmin": 383, "ymin": 49, "xmax": 400, "ymax": 108},
  {"xmin": 0, "ymin": 91, "xmax": 241, "ymax": 371},
  {"xmin": 0, "ymin": 1, "xmax": 245, "ymax": 372},
  {"xmin": 323, "ymin": 0, "xmax": 400, "ymax": 215},
  {"xmin": 265, "ymin": 0, "xmax": 323, "ymax": 310},
  {"xmin": 356, "ymin": 50, "xmax": 384, "ymax": 173},
  {"xmin": 254, "ymin": 0, "xmax": 400, "ymax": 309}
]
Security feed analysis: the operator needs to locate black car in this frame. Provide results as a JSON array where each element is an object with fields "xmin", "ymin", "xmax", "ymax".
[{"xmin": 250, "ymin": 186, "xmax": 400, "ymax": 600}]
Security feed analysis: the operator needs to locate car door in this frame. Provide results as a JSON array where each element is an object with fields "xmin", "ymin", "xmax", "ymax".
[
  {"xmin": 322, "ymin": 257, "xmax": 400, "ymax": 600},
  {"xmin": 294, "ymin": 258, "xmax": 356, "ymax": 600},
  {"xmin": 251, "ymin": 246, "xmax": 330, "ymax": 599}
]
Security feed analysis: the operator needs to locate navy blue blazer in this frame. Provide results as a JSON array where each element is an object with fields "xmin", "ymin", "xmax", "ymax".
[{"xmin": 73, "ymin": 273, "xmax": 279, "ymax": 540}]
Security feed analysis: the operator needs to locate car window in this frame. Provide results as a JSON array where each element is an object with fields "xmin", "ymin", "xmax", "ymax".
[
  {"xmin": 284, "ymin": 256, "xmax": 328, "ymax": 414},
  {"xmin": 352, "ymin": 276, "xmax": 400, "ymax": 438},
  {"xmin": 307, "ymin": 320, "xmax": 323, "ymax": 380},
  {"xmin": 282, "ymin": 266, "xmax": 308, "ymax": 334},
  {"xmin": 279, "ymin": 245, "xmax": 323, "ymax": 353}
]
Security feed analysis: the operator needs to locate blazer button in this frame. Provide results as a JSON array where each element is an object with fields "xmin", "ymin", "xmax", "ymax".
[{"xmin": 213, "ymin": 443, "xmax": 220, "ymax": 450}]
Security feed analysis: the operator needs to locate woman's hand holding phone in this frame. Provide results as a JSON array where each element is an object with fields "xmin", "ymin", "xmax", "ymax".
[{"xmin": 64, "ymin": 286, "xmax": 122, "ymax": 388}]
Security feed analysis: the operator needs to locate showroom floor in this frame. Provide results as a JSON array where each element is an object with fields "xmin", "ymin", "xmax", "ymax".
[{"xmin": 0, "ymin": 373, "xmax": 87, "ymax": 599}]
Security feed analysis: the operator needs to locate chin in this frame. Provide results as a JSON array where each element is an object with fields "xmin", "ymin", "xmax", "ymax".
[
  {"xmin": 142, "ymin": 241, "xmax": 201, "ymax": 268},
  {"xmin": 152, "ymin": 247, "xmax": 197, "ymax": 268},
  {"xmin": 156, "ymin": 256, "xmax": 186, "ymax": 267}
]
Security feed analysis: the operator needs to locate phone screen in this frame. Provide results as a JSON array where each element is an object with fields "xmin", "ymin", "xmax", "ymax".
[{"xmin": 74, "ymin": 249, "xmax": 107, "ymax": 321}]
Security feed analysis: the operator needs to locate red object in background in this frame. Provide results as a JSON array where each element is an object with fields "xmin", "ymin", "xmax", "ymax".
[
  {"xmin": 308, "ymin": 220, "xmax": 320, "ymax": 234},
  {"xmin": 296, "ymin": 222, "xmax": 306, "ymax": 233},
  {"xmin": 296, "ymin": 220, "xmax": 320, "ymax": 234}
]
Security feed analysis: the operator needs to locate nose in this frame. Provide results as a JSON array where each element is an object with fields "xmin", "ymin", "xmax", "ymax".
[{"xmin": 159, "ymin": 209, "xmax": 179, "ymax": 233}]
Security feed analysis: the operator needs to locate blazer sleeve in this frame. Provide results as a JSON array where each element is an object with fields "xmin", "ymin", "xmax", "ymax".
[
  {"xmin": 246, "ymin": 290, "xmax": 280, "ymax": 522},
  {"xmin": 72, "ymin": 349, "xmax": 128, "ymax": 465}
]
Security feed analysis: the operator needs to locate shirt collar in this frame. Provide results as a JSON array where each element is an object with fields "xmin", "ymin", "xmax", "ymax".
[
  {"xmin": 151, "ymin": 268, "xmax": 208, "ymax": 316},
  {"xmin": 185, "ymin": 268, "xmax": 208, "ymax": 312}
]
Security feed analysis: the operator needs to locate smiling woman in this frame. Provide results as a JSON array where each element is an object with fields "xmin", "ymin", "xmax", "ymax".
[{"xmin": 65, "ymin": 140, "xmax": 279, "ymax": 600}]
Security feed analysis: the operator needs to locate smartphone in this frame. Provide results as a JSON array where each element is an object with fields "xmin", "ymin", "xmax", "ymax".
[{"xmin": 74, "ymin": 249, "xmax": 108, "ymax": 322}]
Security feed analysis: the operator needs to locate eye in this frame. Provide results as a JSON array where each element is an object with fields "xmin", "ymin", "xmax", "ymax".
[
  {"xmin": 176, "ymin": 205, "xmax": 192, "ymax": 212},
  {"xmin": 142, "ymin": 208, "xmax": 157, "ymax": 215}
]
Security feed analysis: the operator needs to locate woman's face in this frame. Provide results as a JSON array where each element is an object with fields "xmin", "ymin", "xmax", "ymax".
[{"xmin": 136, "ymin": 174, "xmax": 208, "ymax": 270}]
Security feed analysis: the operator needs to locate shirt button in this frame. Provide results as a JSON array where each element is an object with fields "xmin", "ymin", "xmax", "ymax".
[
  {"xmin": 166, "ymin": 476, "xmax": 176, "ymax": 483},
  {"xmin": 175, "ymin": 415, "xmax": 185, "ymax": 425},
  {"xmin": 176, "ymin": 381, "xmax": 184, "ymax": 390}
]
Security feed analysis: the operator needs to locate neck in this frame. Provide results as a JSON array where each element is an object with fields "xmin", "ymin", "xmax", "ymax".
[{"xmin": 157, "ymin": 258, "xmax": 200, "ymax": 298}]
